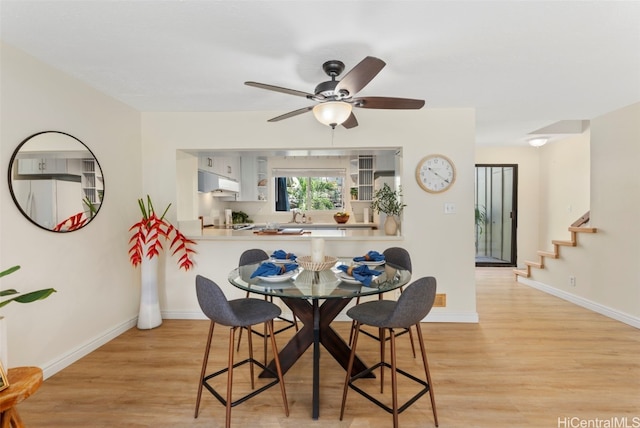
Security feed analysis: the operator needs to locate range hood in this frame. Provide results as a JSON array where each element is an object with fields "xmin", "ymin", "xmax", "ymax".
[{"xmin": 198, "ymin": 170, "xmax": 239, "ymax": 195}]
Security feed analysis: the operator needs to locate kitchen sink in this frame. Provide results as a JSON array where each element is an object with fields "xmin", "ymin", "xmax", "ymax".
[{"xmin": 231, "ymin": 224, "xmax": 255, "ymax": 230}]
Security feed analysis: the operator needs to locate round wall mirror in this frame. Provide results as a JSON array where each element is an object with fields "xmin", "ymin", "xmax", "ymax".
[{"xmin": 8, "ymin": 131, "xmax": 104, "ymax": 232}]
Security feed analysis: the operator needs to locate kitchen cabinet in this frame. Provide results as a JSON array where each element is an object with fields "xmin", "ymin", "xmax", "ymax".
[
  {"xmin": 17, "ymin": 158, "xmax": 68, "ymax": 175},
  {"xmin": 199, "ymin": 156, "xmax": 215, "ymax": 172},
  {"xmin": 199, "ymin": 155, "xmax": 239, "ymax": 180},
  {"xmin": 238, "ymin": 155, "xmax": 267, "ymax": 201},
  {"xmin": 214, "ymin": 156, "xmax": 236, "ymax": 179}
]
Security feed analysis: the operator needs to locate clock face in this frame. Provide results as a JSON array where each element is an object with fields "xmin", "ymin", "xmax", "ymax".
[{"xmin": 415, "ymin": 155, "xmax": 456, "ymax": 193}]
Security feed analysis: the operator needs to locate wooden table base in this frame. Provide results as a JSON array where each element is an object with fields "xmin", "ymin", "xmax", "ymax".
[
  {"xmin": 260, "ymin": 297, "xmax": 373, "ymax": 420},
  {"xmin": 0, "ymin": 367, "xmax": 43, "ymax": 428}
]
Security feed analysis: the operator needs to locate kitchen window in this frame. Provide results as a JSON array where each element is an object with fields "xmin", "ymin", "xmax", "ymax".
[{"xmin": 273, "ymin": 168, "xmax": 346, "ymax": 212}]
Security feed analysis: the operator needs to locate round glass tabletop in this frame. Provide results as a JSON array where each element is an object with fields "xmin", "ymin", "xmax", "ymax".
[{"xmin": 228, "ymin": 258, "xmax": 411, "ymax": 300}]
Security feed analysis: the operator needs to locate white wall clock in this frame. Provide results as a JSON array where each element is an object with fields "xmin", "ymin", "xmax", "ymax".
[{"xmin": 415, "ymin": 154, "xmax": 456, "ymax": 193}]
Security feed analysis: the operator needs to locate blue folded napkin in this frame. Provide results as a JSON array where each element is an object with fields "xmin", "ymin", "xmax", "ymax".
[
  {"xmin": 251, "ymin": 262, "xmax": 297, "ymax": 278},
  {"xmin": 353, "ymin": 250, "xmax": 385, "ymax": 262},
  {"xmin": 337, "ymin": 264, "xmax": 382, "ymax": 286},
  {"xmin": 271, "ymin": 249, "xmax": 297, "ymax": 261}
]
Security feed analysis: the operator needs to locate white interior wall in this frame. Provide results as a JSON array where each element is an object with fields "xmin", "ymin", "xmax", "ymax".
[
  {"xmin": 587, "ymin": 102, "xmax": 639, "ymax": 318},
  {"xmin": 0, "ymin": 42, "xmax": 142, "ymax": 374},
  {"xmin": 141, "ymin": 108, "xmax": 478, "ymax": 320},
  {"xmin": 538, "ymin": 132, "xmax": 590, "ymax": 245}
]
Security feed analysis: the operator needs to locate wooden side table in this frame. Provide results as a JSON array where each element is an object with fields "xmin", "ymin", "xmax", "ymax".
[{"xmin": 0, "ymin": 367, "xmax": 43, "ymax": 428}]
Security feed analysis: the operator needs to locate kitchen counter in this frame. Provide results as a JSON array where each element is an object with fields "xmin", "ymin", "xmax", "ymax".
[
  {"xmin": 206, "ymin": 222, "xmax": 378, "ymax": 230},
  {"xmin": 198, "ymin": 226, "xmax": 397, "ymax": 240}
]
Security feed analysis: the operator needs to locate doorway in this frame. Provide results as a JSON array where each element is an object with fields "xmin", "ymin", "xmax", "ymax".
[{"xmin": 475, "ymin": 164, "xmax": 518, "ymax": 266}]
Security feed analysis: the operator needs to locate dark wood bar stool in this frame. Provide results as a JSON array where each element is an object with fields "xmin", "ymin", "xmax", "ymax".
[
  {"xmin": 194, "ymin": 275, "xmax": 289, "ymax": 428},
  {"xmin": 340, "ymin": 276, "xmax": 439, "ymax": 427},
  {"xmin": 235, "ymin": 249, "xmax": 299, "ymax": 364}
]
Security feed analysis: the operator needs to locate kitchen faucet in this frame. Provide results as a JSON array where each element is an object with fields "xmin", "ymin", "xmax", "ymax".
[{"xmin": 291, "ymin": 209, "xmax": 301, "ymax": 223}]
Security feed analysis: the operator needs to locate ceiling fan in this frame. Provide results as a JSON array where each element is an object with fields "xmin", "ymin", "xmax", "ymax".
[{"xmin": 245, "ymin": 56, "xmax": 425, "ymax": 129}]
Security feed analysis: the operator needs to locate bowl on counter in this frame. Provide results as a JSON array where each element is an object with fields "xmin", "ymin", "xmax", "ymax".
[{"xmin": 333, "ymin": 213, "xmax": 350, "ymax": 224}]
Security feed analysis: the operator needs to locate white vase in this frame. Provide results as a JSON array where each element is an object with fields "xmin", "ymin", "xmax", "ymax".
[
  {"xmin": 0, "ymin": 316, "xmax": 7, "ymax": 368},
  {"xmin": 384, "ymin": 215, "xmax": 398, "ymax": 236},
  {"xmin": 137, "ymin": 251, "xmax": 162, "ymax": 330}
]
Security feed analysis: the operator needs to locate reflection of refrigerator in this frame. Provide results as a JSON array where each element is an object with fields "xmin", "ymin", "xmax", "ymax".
[{"xmin": 12, "ymin": 178, "xmax": 83, "ymax": 229}]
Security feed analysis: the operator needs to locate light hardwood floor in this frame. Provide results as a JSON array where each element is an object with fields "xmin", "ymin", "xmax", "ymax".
[{"xmin": 19, "ymin": 268, "xmax": 640, "ymax": 427}]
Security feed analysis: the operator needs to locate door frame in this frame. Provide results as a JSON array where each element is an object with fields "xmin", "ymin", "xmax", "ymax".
[{"xmin": 475, "ymin": 164, "xmax": 518, "ymax": 267}]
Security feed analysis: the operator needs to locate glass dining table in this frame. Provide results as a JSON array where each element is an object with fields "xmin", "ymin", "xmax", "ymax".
[{"xmin": 228, "ymin": 258, "xmax": 411, "ymax": 419}]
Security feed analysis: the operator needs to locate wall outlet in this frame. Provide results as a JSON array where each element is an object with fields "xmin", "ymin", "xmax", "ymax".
[
  {"xmin": 569, "ymin": 276, "xmax": 576, "ymax": 287},
  {"xmin": 444, "ymin": 203, "xmax": 456, "ymax": 214}
]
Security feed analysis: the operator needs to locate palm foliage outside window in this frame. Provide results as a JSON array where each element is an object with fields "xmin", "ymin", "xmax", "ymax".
[{"xmin": 276, "ymin": 176, "xmax": 344, "ymax": 211}]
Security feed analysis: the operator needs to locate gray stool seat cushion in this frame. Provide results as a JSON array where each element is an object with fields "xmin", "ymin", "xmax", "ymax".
[
  {"xmin": 229, "ymin": 298, "xmax": 281, "ymax": 327},
  {"xmin": 347, "ymin": 277, "xmax": 437, "ymax": 329},
  {"xmin": 347, "ymin": 300, "xmax": 398, "ymax": 328}
]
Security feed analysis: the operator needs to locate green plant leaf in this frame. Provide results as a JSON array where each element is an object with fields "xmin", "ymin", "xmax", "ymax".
[
  {"xmin": 0, "ymin": 265, "xmax": 20, "ymax": 278},
  {"xmin": 0, "ymin": 289, "xmax": 57, "ymax": 308}
]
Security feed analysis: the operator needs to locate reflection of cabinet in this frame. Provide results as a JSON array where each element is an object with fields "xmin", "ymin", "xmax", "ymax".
[
  {"xmin": 18, "ymin": 158, "xmax": 68, "ymax": 175},
  {"xmin": 81, "ymin": 159, "xmax": 103, "ymax": 207},
  {"xmin": 238, "ymin": 156, "xmax": 268, "ymax": 201},
  {"xmin": 357, "ymin": 155, "xmax": 375, "ymax": 201}
]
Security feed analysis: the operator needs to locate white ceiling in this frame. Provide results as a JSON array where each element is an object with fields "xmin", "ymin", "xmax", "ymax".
[{"xmin": 1, "ymin": 0, "xmax": 639, "ymax": 146}]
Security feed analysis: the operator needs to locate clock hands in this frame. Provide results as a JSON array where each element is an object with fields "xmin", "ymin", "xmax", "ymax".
[{"xmin": 427, "ymin": 167, "xmax": 450, "ymax": 184}]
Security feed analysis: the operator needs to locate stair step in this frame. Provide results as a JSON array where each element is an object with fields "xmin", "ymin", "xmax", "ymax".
[
  {"xmin": 537, "ymin": 250, "xmax": 558, "ymax": 258},
  {"xmin": 552, "ymin": 240, "xmax": 576, "ymax": 247},
  {"xmin": 513, "ymin": 269, "xmax": 529, "ymax": 278},
  {"xmin": 568, "ymin": 226, "xmax": 598, "ymax": 233},
  {"xmin": 524, "ymin": 260, "xmax": 543, "ymax": 269}
]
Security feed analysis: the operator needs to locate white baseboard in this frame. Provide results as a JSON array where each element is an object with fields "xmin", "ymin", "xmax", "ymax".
[
  {"xmin": 518, "ymin": 277, "xmax": 640, "ymax": 329},
  {"xmin": 41, "ymin": 317, "xmax": 137, "ymax": 380},
  {"xmin": 163, "ymin": 311, "xmax": 207, "ymax": 320}
]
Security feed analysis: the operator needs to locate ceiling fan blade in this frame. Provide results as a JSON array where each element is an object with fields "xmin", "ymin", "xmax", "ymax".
[
  {"xmin": 334, "ymin": 56, "xmax": 386, "ymax": 97},
  {"xmin": 352, "ymin": 96, "xmax": 425, "ymax": 110},
  {"xmin": 245, "ymin": 81, "xmax": 315, "ymax": 99},
  {"xmin": 342, "ymin": 112, "xmax": 358, "ymax": 129},
  {"xmin": 267, "ymin": 106, "xmax": 314, "ymax": 122}
]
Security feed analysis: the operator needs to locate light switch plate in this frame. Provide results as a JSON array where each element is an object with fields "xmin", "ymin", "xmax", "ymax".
[{"xmin": 444, "ymin": 203, "xmax": 456, "ymax": 214}]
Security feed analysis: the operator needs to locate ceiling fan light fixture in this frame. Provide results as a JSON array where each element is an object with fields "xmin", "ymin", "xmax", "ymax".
[
  {"xmin": 313, "ymin": 101, "xmax": 352, "ymax": 128},
  {"xmin": 528, "ymin": 137, "xmax": 548, "ymax": 147}
]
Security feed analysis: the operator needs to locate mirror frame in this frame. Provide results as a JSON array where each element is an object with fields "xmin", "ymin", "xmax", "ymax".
[{"xmin": 7, "ymin": 131, "xmax": 105, "ymax": 233}]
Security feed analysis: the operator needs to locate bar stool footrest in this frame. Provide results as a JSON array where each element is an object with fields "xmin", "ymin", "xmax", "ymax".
[
  {"xmin": 348, "ymin": 362, "xmax": 430, "ymax": 415},
  {"xmin": 359, "ymin": 327, "xmax": 411, "ymax": 342},
  {"xmin": 243, "ymin": 317, "xmax": 297, "ymax": 339},
  {"xmin": 202, "ymin": 357, "xmax": 281, "ymax": 408}
]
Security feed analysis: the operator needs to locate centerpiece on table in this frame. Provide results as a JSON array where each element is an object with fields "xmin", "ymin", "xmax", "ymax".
[
  {"xmin": 371, "ymin": 183, "xmax": 406, "ymax": 235},
  {"xmin": 128, "ymin": 195, "xmax": 196, "ymax": 329}
]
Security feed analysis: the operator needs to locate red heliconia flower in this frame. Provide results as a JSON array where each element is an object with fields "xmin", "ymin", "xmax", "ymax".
[{"xmin": 128, "ymin": 195, "xmax": 197, "ymax": 271}]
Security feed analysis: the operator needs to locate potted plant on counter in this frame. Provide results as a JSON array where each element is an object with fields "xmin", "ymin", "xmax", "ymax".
[
  {"xmin": 128, "ymin": 195, "xmax": 196, "ymax": 329},
  {"xmin": 371, "ymin": 183, "xmax": 406, "ymax": 235}
]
